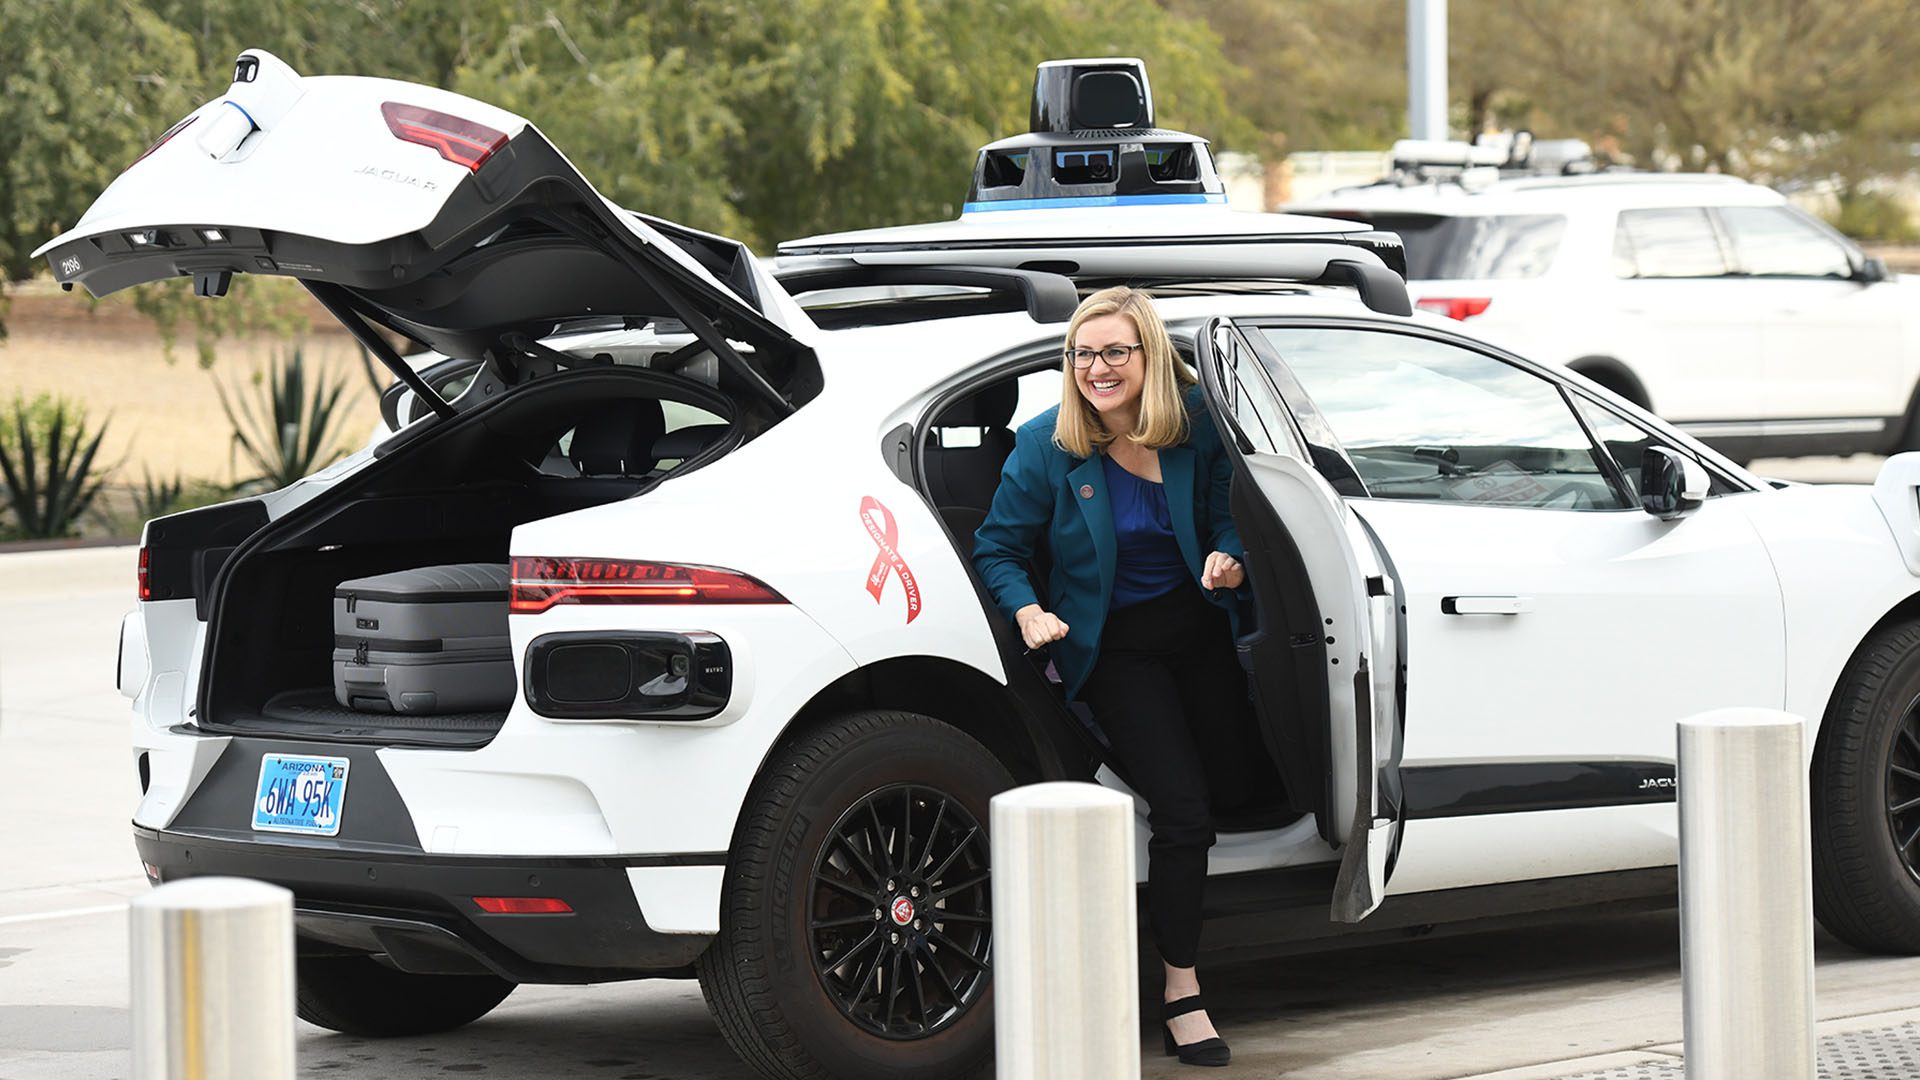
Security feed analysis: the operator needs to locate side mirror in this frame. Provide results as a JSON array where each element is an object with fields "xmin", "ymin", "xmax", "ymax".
[
  {"xmin": 1641, "ymin": 446, "xmax": 1709, "ymax": 520},
  {"xmin": 1856, "ymin": 256, "xmax": 1891, "ymax": 285}
]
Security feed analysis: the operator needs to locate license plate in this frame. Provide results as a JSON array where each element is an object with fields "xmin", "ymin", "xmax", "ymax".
[{"xmin": 252, "ymin": 754, "xmax": 350, "ymax": 836}]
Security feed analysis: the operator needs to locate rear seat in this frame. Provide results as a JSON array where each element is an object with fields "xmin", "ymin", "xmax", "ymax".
[{"xmin": 924, "ymin": 380, "xmax": 1018, "ymax": 558}]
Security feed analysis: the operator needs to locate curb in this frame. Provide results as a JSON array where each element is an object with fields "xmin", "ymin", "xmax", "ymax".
[{"xmin": 0, "ymin": 536, "xmax": 138, "ymax": 555}]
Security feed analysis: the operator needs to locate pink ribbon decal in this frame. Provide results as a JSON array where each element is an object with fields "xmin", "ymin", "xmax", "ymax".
[{"xmin": 860, "ymin": 495, "xmax": 922, "ymax": 623}]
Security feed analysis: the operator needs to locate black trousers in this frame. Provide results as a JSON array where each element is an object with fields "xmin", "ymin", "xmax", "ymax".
[{"xmin": 1076, "ymin": 583, "xmax": 1254, "ymax": 968}]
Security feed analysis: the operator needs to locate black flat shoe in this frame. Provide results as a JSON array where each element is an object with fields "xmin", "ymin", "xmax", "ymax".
[{"xmin": 1162, "ymin": 994, "xmax": 1231, "ymax": 1067}]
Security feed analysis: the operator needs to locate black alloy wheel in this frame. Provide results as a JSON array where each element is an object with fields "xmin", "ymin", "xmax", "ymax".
[
  {"xmin": 809, "ymin": 783, "xmax": 993, "ymax": 1039},
  {"xmin": 1813, "ymin": 620, "xmax": 1920, "ymax": 953},
  {"xmin": 1885, "ymin": 693, "xmax": 1920, "ymax": 885},
  {"xmin": 697, "ymin": 710, "xmax": 1012, "ymax": 1080}
]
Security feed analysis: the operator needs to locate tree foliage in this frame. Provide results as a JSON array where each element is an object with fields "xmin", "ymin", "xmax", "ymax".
[
  {"xmin": 1168, "ymin": 0, "xmax": 1920, "ymax": 189},
  {"xmin": 2, "ymin": 0, "xmax": 1917, "ymax": 345}
]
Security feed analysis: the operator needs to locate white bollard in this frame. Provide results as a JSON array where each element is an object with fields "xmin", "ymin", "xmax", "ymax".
[
  {"xmin": 131, "ymin": 877, "xmax": 296, "ymax": 1080},
  {"xmin": 991, "ymin": 781, "xmax": 1139, "ymax": 1080},
  {"xmin": 1678, "ymin": 709, "xmax": 1816, "ymax": 1080}
]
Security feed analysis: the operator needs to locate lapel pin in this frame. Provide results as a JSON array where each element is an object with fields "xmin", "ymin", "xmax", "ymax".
[{"xmin": 1079, "ymin": 484, "xmax": 1094, "ymax": 499}]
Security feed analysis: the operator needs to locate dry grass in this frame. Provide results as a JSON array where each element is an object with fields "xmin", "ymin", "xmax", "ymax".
[{"xmin": 2, "ymin": 289, "xmax": 380, "ymax": 494}]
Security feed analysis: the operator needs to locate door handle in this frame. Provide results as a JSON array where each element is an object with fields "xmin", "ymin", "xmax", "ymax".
[{"xmin": 1441, "ymin": 595, "xmax": 1533, "ymax": 615}]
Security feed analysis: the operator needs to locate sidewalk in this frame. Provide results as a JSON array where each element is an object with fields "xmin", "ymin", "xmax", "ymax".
[
  {"xmin": 1459, "ymin": 1006, "xmax": 1920, "ymax": 1079},
  {"xmin": 1138, "ymin": 910, "xmax": 1920, "ymax": 1079}
]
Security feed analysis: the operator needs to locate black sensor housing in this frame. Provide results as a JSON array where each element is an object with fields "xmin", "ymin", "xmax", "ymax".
[{"xmin": 965, "ymin": 57, "xmax": 1225, "ymax": 211}]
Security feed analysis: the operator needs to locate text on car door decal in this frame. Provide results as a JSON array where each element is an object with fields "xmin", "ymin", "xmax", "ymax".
[{"xmin": 859, "ymin": 496, "xmax": 922, "ymax": 624}]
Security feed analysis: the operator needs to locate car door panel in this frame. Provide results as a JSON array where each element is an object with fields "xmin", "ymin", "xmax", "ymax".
[
  {"xmin": 1197, "ymin": 320, "xmax": 1402, "ymax": 922},
  {"xmin": 1712, "ymin": 204, "xmax": 1906, "ymax": 426},
  {"xmin": 1610, "ymin": 207, "xmax": 1767, "ymax": 422},
  {"xmin": 1352, "ymin": 497, "xmax": 1785, "ymax": 762}
]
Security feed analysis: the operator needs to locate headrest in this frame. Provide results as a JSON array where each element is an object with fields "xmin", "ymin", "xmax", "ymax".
[
  {"xmin": 569, "ymin": 399, "xmax": 667, "ymax": 476},
  {"xmin": 934, "ymin": 380, "xmax": 1018, "ymax": 428},
  {"xmin": 652, "ymin": 424, "xmax": 730, "ymax": 461}
]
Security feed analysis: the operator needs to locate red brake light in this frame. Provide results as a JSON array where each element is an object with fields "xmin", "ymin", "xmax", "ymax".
[
  {"xmin": 381, "ymin": 102, "xmax": 509, "ymax": 172},
  {"xmin": 509, "ymin": 557, "xmax": 787, "ymax": 614},
  {"xmin": 473, "ymin": 896, "xmax": 573, "ymax": 914},
  {"xmin": 132, "ymin": 115, "xmax": 198, "ymax": 167},
  {"xmin": 138, "ymin": 546, "xmax": 151, "ymax": 601},
  {"xmin": 1415, "ymin": 297, "xmax": 1492, "ymax": 321}
]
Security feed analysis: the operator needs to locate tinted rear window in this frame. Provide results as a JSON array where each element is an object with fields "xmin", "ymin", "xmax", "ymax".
[{"xmin": 1354, "ymin": 213, "xmax": 1566, "ymax": 280}]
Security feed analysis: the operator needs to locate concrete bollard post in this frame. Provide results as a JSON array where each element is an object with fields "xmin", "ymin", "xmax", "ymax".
[
  {"xmin": 1678, "ymin": 708, "xmax": 1816, "ymax": 1080},
  {"xmin": 131, "ymin": 877, "xmax": 296, "ymax": 1080},
  {"xmin": 991, "ymin": 781, "xmax": 1138, "ymax": 1080}
]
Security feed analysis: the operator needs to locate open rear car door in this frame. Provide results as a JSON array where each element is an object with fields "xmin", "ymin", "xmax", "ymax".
[{"xmin": 1195, "ymin": 318, "xmax": 1404, "ymax": 922}]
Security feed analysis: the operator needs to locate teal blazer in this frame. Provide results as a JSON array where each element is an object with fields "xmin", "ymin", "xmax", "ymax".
[{"xmin": 972, "ymin": 388, "xmax": 1245, "ymax": 700}]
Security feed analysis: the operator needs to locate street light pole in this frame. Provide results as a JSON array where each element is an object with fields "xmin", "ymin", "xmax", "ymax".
[{"xmin": 1408, "ymin": 0, "xmax": 1448, "ymax": 140}]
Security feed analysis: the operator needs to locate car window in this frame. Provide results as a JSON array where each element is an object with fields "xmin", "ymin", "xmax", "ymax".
[
  {"xmin": 1568, "ymin": 393, "xmax": 1742, "ymax": 499},
  {"xmin": 1348, "ymin": 213, "xmax": 1566, "ymax": 280},
  {"xmin": 1717, "ymin": 206, "xmax": 1853, "ymax": 279},
  {"xmin": 1256, "ymin": 327, "xmax": 1628, "ymax": 510},
  {"xmin": 1614, "ymin": 207, "xmax": 1730, "ymax": 278},
  {"xmin": 1008, "ymin": 367, "xmax": 1063, "ymax": 431},
  {"xmin": 1210, "ymin": 325, "xmax": 1295, "ymax": 456}
]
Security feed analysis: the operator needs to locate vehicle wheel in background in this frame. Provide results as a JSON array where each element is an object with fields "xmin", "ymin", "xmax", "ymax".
[
  {"xmin": 698, "ymin": 711, "xmax": 1011, "ymax": 1080},
  {"xmin": 1569, "ymin": 360, "xmax": 1650, "ymax": 411},
  {"xmin": 295, "ymin": 955, "xmax": 516, "ymax": 1036},
  {"xmin": 1813, "ymin": 619, "xmax": 1920, "ymax": 953}
]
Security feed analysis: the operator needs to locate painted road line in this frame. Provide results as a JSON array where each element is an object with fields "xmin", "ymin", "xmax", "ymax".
[{"xmin": 0, "ymin": 902, "xmax": 126, "ymax": 926}]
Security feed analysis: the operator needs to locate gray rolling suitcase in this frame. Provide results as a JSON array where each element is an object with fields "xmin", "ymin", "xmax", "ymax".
[{"xmin": 332, "ymin": 563, "xmax": 515, "ymax": 715}]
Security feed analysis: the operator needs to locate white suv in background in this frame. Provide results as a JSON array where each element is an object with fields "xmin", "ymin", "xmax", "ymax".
[{"xmin": 1294, "ymin": 172, "xmax": 1920, "ymax": 461}]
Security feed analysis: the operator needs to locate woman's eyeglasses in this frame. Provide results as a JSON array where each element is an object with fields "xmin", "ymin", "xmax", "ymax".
[{"xmin": 1064, "ymin": 343, "xmax": 1144, "ymax": 368}]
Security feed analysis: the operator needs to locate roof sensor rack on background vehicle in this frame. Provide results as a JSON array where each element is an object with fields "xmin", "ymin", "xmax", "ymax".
[{"xmin": 1382, "ymin": 132, "xmax": 1602, "ymax": 190}]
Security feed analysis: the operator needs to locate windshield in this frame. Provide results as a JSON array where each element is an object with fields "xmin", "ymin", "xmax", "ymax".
[{"xmin": 1350, "ymin": 212, "xmax": 1566, "ymax": 280}]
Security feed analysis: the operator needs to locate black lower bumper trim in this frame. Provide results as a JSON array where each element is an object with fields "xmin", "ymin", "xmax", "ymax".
[{"xmin": 133, "ymin": 826, "xmax": 713, "ymax": 983}]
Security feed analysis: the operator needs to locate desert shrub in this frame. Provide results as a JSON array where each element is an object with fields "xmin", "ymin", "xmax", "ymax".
[
  {"xmin": 1828, "ymin": 190, "xmax": 1920, "ymax": 244},
  {"xmin": 216, "ymin": 349, "xmax": 350, "ymax": 493},
  {"xmin": 0, "ymin": 393, "xmax": 114, "ymax": 540}
]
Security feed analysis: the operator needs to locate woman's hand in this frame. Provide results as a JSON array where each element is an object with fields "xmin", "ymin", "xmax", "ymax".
[
  {"xmin": 1014, "ymin": 604, "xmax": 1070, "ymax": 649},
  {"xmin": 1201, "ymin": 551, "xmax": 1245, "ymax": 591}
]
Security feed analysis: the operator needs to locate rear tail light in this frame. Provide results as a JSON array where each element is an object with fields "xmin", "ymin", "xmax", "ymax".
[
  {"xmin": 472, "ymin": 896, "xmax": 573, "ymax": 914},
  {"xmin": 509, "ymin": 557, "xmax": 787, "ymax": 614},
  {"xmin": 138, "ymin": 546, "xmax": 151, "ymax": 601},
  {"xmin": 1415, "ymin": 297, "xmax": 1492, "ymax": 321},
  {"xmin": 381, "ymin": 102, "xmax": 509, "ymax": 172}
]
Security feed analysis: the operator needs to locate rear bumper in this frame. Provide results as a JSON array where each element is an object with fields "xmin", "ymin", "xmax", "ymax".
[{"xmin": 133, "ymin": 826, "xmax": 713, "ymax": 983}]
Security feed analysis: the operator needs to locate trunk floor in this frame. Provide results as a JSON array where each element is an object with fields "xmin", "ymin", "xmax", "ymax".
[{"xmin": 209, "ymin": 688, "xmax": 509, "ymax": 747}]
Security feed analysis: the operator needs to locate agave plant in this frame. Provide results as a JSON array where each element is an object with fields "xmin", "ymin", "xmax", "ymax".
[
  {"xmin": 132, "ymin": 469, "xmax": 187, "ymax": 520},
  {"xmin": 217, "ymin": 349, "xmax": 350, "ymax": 493},
  {"xmin": 0, "ymin": 395, "xmax": 113, "ymax": 540}
]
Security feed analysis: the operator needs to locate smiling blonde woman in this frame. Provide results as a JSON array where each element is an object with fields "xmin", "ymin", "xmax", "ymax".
[{"xmin": 972, "ymin": 286, "xmax": 1257, "ymax": 1067}]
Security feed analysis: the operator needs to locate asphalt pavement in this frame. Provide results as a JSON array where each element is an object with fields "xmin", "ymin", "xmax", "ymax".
[{"xmin": 3, "ymin": 453, "xmax": 1914, "ymax": 1079}]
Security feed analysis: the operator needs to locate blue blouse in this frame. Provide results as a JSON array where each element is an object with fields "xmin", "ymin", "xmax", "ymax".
[{"xmin": 1101, "ymin": 454, "xmax": 1188, "ymax": 610}]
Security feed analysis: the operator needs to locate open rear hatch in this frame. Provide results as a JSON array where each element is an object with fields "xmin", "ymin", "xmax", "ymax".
[
  {"xmin": 35, "ymin": 49, "xmax": 815, "ymax": 419},
  {"xmin": 44, "ymin": 51, "xmax": 822, "ymax": 746}
]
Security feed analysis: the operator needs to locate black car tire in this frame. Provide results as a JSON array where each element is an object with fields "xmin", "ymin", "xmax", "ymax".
[
  {"xmin": 697, "ymin": 711, "xmax": 1013, "ymax": 1080},
  {"xmin": 295, "ymin": 955, "xmax": 516, "ymax": 1036},
  {"xmin": 1813, "ymin": 618, "xmax": 1920, "ymax": 953}
]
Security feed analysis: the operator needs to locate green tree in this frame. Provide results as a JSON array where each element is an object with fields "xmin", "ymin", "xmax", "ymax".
[{"xmin": 0, "ymin": 2, "xmax": 199, "ymax": 286}]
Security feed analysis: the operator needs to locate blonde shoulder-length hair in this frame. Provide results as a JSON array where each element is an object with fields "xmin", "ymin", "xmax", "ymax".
[{"xmin": 1053, "ymin": 286, "xmax": 1195, "ymax": 458}]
